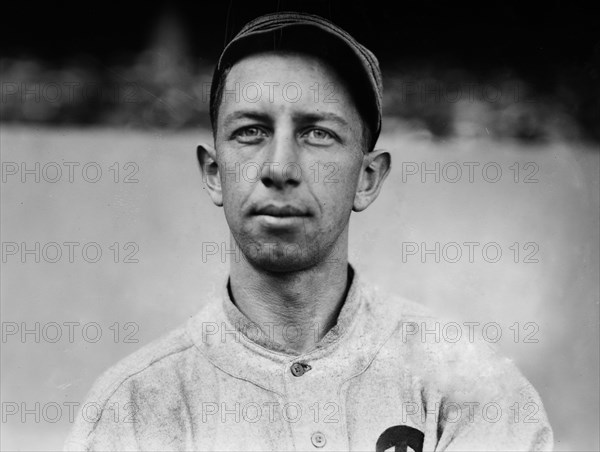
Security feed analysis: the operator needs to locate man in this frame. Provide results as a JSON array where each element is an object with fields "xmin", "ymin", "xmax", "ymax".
[{"xmin": 65, "ymin": 12, "xmax": 553, "ymax": 451}]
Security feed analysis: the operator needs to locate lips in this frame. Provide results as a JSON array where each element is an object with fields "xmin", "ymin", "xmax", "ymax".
[{"xmin": 253, "ymin": 204, "xmax": 310, "ymax": 217}]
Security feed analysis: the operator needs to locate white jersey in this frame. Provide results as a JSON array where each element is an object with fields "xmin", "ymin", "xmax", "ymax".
[{"xmin": 65, "ymin": 267, "xmax": 553, "ymax": 451}]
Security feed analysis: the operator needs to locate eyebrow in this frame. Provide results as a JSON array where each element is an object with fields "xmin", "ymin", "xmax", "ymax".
[
  {"xmin": 295, "ymin": 112, "xmax": 349, "ymax": 128},
  {"xmin": 222, "ymin": 110, "xmax": 349, "ymax": 129},
  {"xmin": 222, "ymin": 110, "xmax": 270, "ymax": 129}
]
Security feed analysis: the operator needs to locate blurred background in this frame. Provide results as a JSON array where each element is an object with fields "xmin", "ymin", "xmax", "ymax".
[
  {"xmin": 2, "ymin": 0, "xmax": 599, "ymax": 141},
  {"xmin": 1, "ymin": 0, "xmax": 598, "ymax": 450}
]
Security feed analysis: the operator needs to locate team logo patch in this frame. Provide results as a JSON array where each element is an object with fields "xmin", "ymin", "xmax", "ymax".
[{"xmin": 375, "ymin": 425, "xmax": 424, "ymax": 452}]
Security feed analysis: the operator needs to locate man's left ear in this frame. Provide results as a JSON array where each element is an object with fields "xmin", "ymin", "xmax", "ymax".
[{"xmin": 353, "ymin": 149, "xmax": 391, "ymax": 212}]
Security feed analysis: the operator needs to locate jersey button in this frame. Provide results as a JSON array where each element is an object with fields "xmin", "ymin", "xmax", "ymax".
[
  {"xmin": 290, "ymin": 362, "xmax": 306, "ymax": 377},
  {"xmin": 311, "ymin": 432, "xmax": 326, "ymax": 448}
]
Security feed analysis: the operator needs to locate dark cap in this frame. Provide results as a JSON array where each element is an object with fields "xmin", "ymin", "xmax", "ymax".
[{"xmin": 210, "ymin": 11, "xmax": 383, "ymax": 149}]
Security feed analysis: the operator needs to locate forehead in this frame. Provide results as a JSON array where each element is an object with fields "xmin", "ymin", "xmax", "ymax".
[
  {"xmin": 228, "ymin": 51, "xmax": 338, "ymax": 84},
  {"xmin": 219, "ymin": 51, "xmax": 360, "ymax": 121}
]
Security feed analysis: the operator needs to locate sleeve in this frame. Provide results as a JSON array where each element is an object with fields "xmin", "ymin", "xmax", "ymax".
[
  {"xmin": 63, "ymin": 378, "xmax": 142, "ymax": 451},
  {"xmin": 433, "ymin": 345, "xmax": 553, "ymax": 451}
]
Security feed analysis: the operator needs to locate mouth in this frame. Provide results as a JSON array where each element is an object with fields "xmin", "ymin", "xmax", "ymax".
[
  {"xmin": 252, "ymin": 204, "xmax": 311, "ymax": 217},
  {"xmin": 251, "ymin": 204, "xmax": 312, "ymax": 228}
]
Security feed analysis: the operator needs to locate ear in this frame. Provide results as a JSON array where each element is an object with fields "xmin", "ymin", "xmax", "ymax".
[
  {"xmin": 197, "ymin": 143, "xmax": 223, "ymax": 207},
  {"xmin": 353, "ymin": 149, "xmax": 391, "ymax": 212}
]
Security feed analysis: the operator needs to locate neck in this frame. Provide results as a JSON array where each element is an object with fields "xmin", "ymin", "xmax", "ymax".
[{"xmin": 229, "ymin": 236, "xmax": 350, "ymax": 355}]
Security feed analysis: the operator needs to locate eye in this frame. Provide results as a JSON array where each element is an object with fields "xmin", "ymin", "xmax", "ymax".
[
  {"xmin": 303, "ymin": 128, "xmax": 336, "ymax": 145},
  {"xmin": 233, "ymin": 126, "xmax": 268, "ymax": 143}
]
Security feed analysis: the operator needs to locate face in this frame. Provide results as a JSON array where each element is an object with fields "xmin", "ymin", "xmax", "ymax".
[{"xmin": 206, "ymin": 51, "xmax": 372, "ymax": 272}]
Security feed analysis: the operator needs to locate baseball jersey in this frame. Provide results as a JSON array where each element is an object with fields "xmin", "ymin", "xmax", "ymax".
[{"xmin": 64, "ymin": 266, "xmax": 553, "ymax": 451}]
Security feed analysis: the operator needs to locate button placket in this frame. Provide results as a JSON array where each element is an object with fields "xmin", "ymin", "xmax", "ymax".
[{"xmin": 284, "ymin": 359, "xmax": 347, "ymax": 450}]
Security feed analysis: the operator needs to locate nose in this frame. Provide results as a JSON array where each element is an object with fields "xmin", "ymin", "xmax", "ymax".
[{"xmin": 260, "ymin": 132, "xmax": 302, "ymax": 189}]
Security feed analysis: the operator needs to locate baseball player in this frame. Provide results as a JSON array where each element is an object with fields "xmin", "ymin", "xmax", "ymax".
[{"xmin": 65, "ymin": 12, "xmax": 553, "ymax": 451}]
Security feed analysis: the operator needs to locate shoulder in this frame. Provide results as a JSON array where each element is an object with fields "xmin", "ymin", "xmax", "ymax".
[
  {"xmin": 64, "ymin": 317, "xmax": 212, "ymax": 450},
  {"xmin": 361, "ymin": 284, "xmax": 553, "ymax": 449},
  {"xmin": 362, "ymin": 281, "xmax": 545, "ymax": 400},
  {"xmin": 86, "ymin": 323, "xmax": 196, "ymax": 401},
  {"xmin": 358, "ymin": 279, "xmax": 437, "ymax": 326}
]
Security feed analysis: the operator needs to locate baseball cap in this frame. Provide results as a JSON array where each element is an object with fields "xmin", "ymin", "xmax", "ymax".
[{"xmin": 209, "ymin": 11, "xmax": 383, "ymax": 149}]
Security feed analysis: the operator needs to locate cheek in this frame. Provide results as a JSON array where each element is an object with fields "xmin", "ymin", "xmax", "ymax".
[
  {"xmin": 314, "ymin": 160, "xmax": 361, "ymax": 215},
  {"xmin": 218, "ymin": 172, "xmax": 246, "ymax": 225},
  {"xmin": 221, "ymin": 179, "xmax": 250, "ymax": 217},
  {"xmin": 218, "ymin": 153, "xmax": 244, "ymax": 200}
]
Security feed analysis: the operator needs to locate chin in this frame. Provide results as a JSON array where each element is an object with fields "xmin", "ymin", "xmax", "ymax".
[
  {"xmin": 240, "ymin": 241, "xmax": 326, "ymax": 273},
  {"xmin": 251, "ymin": 258, "xmax": 314, "ymax": 273}
]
